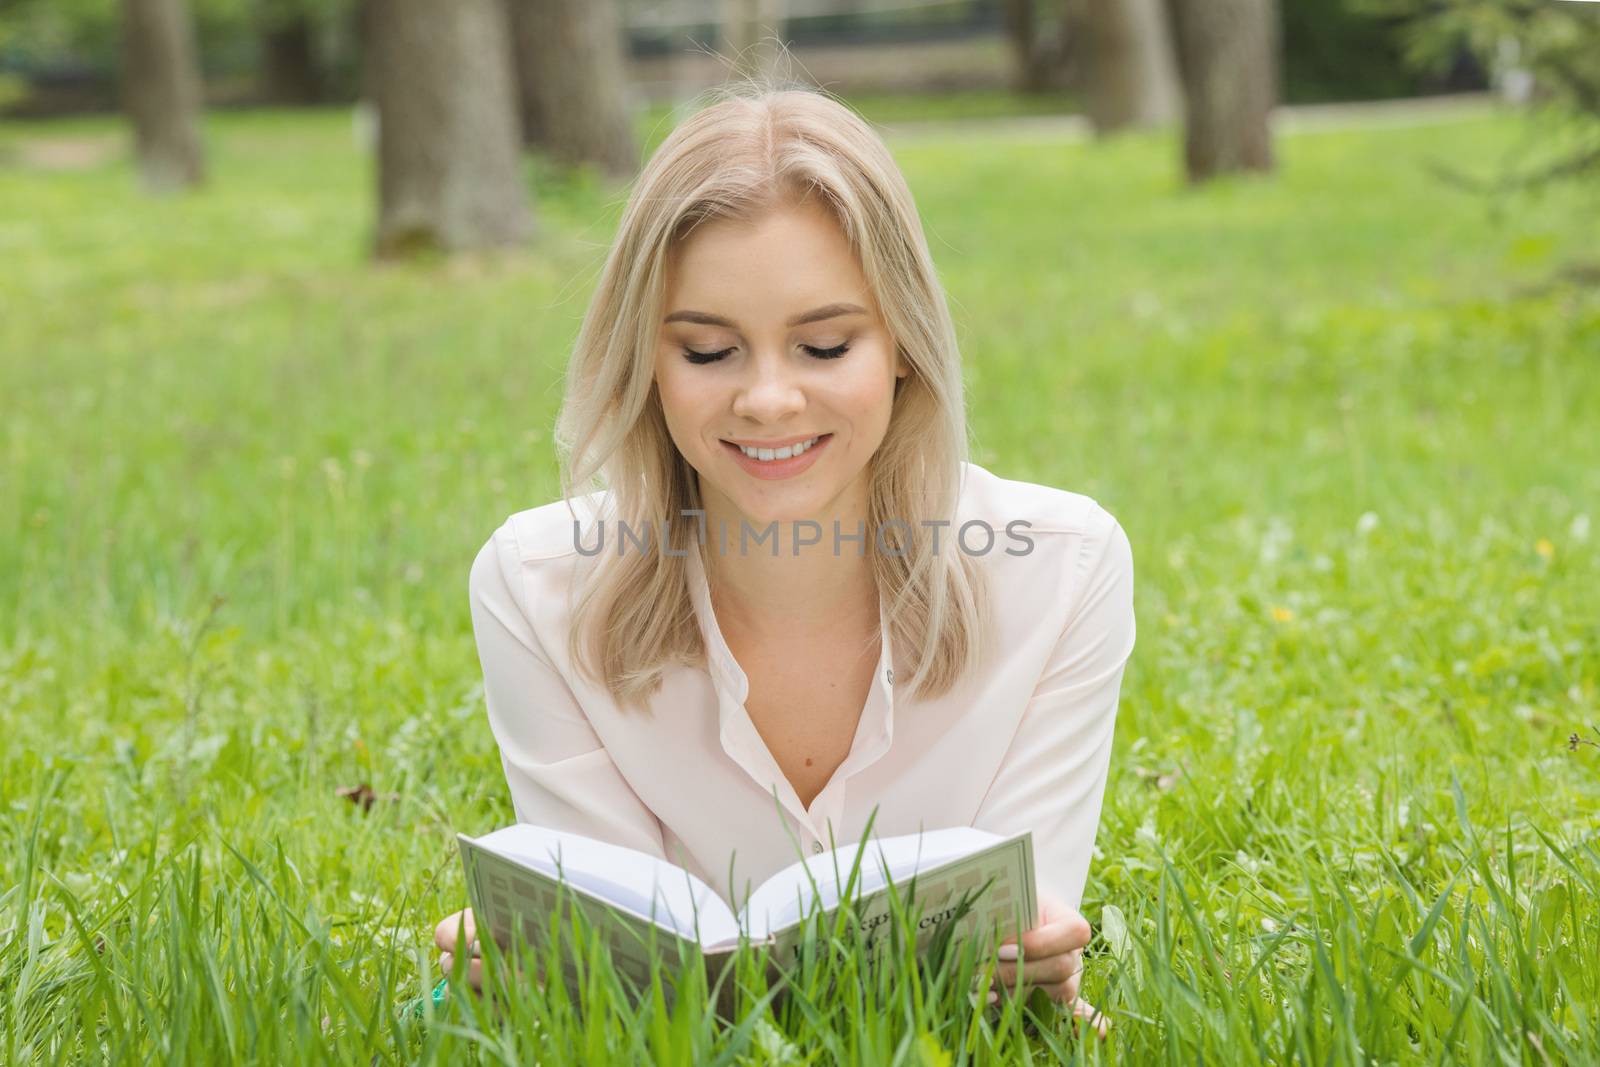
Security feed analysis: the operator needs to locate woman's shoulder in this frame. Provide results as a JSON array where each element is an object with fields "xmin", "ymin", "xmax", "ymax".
[
  {"xmin": 468, "ymin": 489, "xmax": 617, "ymax": 648},
  {"xmin": 478, "ymin": 487, "xmax": 616, "ymax": 566},
  {"xmin": 957, "ymin": 460, "xmax": 1126, "ymax": 543},
  {"xmin": 959, "ymin": 462, "xmax": 1135, "ymax": 658}
]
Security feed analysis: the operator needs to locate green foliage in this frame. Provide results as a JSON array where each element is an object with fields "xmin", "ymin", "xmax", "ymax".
[
  {"xmin": 1, "ymin": 103, "xmax": 1598, "ymax": 1062},
  {"xmin": 1372, "ymin": 0, "xmax": 1599, "ymax": 86},
  {"xmin": 0, "ymin": 0, "xmax": 356, "ymax": 88},
  {"xmin": 0, "ymin": 0, "xmax": 120, "ymax": 72},
  {"xmin": 1280, "ymin": 0, "xmax": 1437, "ymax": 103},
  {"xmin": 1365, "ymin": 0, "xmax": 1600, "ymax": 188}
]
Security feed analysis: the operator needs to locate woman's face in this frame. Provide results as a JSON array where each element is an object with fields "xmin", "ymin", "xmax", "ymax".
[{"xmin": 653, "ymin": 196, "xmax": 908, "ymax": 529}]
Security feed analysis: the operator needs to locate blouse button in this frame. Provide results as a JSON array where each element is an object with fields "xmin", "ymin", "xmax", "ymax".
[
  {"xmin": 884, "ymin": 668, "xmax": 894, "ymax": 686},
  {"xmin": 811, "ymin": 840, "xmax": 824, "ymax": 854}
]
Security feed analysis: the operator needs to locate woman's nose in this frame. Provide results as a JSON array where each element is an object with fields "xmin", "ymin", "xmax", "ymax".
[{"xmin": 731, "ymin": 350, "xmax": 805, "ymax": 421}]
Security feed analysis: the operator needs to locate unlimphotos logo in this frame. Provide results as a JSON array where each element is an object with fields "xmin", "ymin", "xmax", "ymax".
[{"xmin": 572, "ymin": 511, "xmax": 1038, "ymax": 558}]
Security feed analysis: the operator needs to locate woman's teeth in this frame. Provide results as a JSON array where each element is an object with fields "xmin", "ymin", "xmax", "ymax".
[{"xmin": 733, "ymin": 435, "xmax": 822, "ymax": 461}]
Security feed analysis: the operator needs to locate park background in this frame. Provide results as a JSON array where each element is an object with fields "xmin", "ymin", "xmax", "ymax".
[{"xmin": 2, "ymin": 0, "xmax": 1598, "ymax": 1063}]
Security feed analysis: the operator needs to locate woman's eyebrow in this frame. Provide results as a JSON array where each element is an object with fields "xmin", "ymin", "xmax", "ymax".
[{"xmin": 661, "ymin": 302, "xmax": 868, "ymax": 328}]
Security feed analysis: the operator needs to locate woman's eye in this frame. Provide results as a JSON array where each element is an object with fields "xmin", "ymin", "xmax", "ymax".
[
  {"xmin": 681, "ymin": 341, "xmax": 851, "ymax": 364},
  {"xmin": 802, "ymin": 342, "xmax": 851, "ymax": 360}
]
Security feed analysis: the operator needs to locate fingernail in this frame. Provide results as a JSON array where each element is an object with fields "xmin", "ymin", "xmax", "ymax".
[{"xmin": 996, "ymin": 944, "xmax": 1019, "ymax": 961}]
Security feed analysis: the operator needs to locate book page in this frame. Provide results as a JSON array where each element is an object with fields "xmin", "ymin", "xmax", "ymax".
[
  {"xmin": 738, "ymin": 827, "xmax": 1033, "ymax": 942},
  {"xmin": 764, "ymin": 830, "xmax": 1036, "ymax": 972},
  {"xmin": 463, "ymin": 825, "xmax": 741, "ymax": 948},
  {"xmin": 460, "ymin": 835, "xmax": 670, "ymax": 994}
]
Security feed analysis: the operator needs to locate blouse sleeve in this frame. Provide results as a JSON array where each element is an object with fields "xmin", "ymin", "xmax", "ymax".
[
  {"xmin": 468, "ymin": 520, "xmax": 668, "ymax": 860},
  {"xmin": 971, "ymin": 507, "xmax": 1136, "ymax": 916}
]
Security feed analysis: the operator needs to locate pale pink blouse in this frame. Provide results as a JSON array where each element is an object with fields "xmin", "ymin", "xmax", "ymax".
[{"xmin": 468, "ymin": 460, "xmax": 1136, "ymax": 915}]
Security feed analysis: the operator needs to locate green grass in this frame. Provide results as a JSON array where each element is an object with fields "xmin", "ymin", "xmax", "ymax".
[{"xmin": 2, "ymin": 100, "xmax": 1598, "ymax": 1063}]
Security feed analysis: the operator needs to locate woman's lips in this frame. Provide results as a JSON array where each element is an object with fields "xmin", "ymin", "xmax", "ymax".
[{"xmin": 721, "ymin": 433, "xmax": 832, "ymax": 480}]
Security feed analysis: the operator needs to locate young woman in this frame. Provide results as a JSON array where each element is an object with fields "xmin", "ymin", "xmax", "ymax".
[{"xmin": 435, "ymin": 85, "xmax": 1133, "ymax": 1036}]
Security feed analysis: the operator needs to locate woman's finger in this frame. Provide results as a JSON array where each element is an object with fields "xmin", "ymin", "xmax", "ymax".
[
  {"xmin": 993, "ymin": 956, "xmax": 1067, "ymax": 988},
  {"xmin": 1073, "ymin": 996, "xmax": 1111, "ymax": 1040},
  {"xmin": 1037, "ymin": 978, "xmax": 1076, "ymax": 1004},
  {"xmin": 1018, "ymin": 911, "xmax": 1091, "ymax": 959},
  {"xmin": 1060, "ymin": 965, "xmax": 1082, "ymax": 1005},
  {"xmin": 433, "ymin": 908, "xmax": 477, "ymax": 954},
  {"xmin": 994, "ymin": 945, "xmax": 1083, "ymax": 989},
  {"xmin": 991, "ymin": 974, "xmax": 1077, "ymax": 1009},
  {"xmin": 439, "ymin": 950, "xmax": 485, "ymax": 992},
  {"xmin": 994, "ymin": 913, "xmax": 1089, "ymax": 979}
]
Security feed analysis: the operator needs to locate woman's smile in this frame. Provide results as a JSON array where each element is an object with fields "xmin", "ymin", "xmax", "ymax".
[{"xmin": 720, "ymin": 432, "xmax": 833, "ymax": 479}]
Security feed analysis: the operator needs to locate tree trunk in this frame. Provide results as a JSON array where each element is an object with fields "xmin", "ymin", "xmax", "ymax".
[
  {"xmin": 122, "ymin": 0, "xmax": 206, "ymax": 193},
  {"xmin": 508, "ymin": 0, "xmax": 638, "ymax": 179},
  {"xmin": 1163, "ymin": 0, "xmax": 1278, "ymax": 183},
  {"xmin": 722, "ymin": 0, "xmax": 786, "ymax": 84},
  {"xmin": 368, "ymin": 0, "xmax": 533, "ymax": 257},
  {"xmin": 1004, "ymin": 0, "xmax": 1083, "ymax": 94},
  {"xmin": 509, "ymin": 0, "xmax": 545, "ymax": 149},
  {"xmin": 260, "ymin": 14, "xmax": 323, "ymax": 106},
  {"xmin": 1084, "ymin": 0, "xmax": 1179, "ymax": 136},
  {"xmin": 354, "ymin": 0, "xmax": 379, "ymax": 106},
  {"xmin": 1002, "ymin": 0, "xmax": 1042, "ymax": 92}
]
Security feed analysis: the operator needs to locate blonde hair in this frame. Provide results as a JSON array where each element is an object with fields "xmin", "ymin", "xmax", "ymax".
[{"xmin": 553, "ymin": 79, "xmax": 991, "ymax": 712}]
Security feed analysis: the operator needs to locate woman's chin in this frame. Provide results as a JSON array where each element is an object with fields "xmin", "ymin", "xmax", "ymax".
[
  {"xmin": 709, "ymin": 487, "xmax": 839, "ymax": 534},
  {"xmin": 726, "ymin": 501, "xmax": 827, "ymax": 531}
]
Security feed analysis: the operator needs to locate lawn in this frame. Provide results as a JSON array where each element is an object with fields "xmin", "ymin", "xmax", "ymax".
[{"xmin": 2, "ymin": 99, "xmax": 1598, "ymax": 1064}]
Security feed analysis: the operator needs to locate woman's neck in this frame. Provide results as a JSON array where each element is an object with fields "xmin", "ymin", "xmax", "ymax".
[{"xmin": 697, "ymin": 484, "xmax": 880, "ymax": 641}]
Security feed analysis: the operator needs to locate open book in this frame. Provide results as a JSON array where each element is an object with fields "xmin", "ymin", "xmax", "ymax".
[{"xmin": 457, "ymin": 823, "xmax": 1036, "ymax": 998}]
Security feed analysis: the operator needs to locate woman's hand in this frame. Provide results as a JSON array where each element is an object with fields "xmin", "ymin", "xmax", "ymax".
[
  {"xmin": 993, "ymin": 891, "xmax": 1109, "ymax": 1039},
  {"xmin": 434, "ymin": 908, "xmax": 482, "ymax": 992}
]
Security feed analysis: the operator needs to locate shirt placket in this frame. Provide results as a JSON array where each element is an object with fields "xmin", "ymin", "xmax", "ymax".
[{"xmin": 688, "ymin": 544, "xmax": 896, "ymax": 857}]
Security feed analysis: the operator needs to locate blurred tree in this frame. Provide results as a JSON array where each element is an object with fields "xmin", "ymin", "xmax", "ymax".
[
  {"xmin": 1281, "ymin": 0, "xmax": 1433, "ymax": 103},
  {"xmin": 368, "ymin": 0, "xmax": 532, "ymax": 256},
  {"xmin": 2, "ymin": 0, "xmax": 123, "ymax": 88},
  {"xmin": 256, "ymin": 0, "xmax": 323, "ymax": 104},
  {"xmin": 122, "ymin": 0, "xmax": 206, "ymax": 192},
  {"xmin": 1001, "ymin": 0, "xmax": 1079, "ymax": 94},
  {"xmin": 1002, "ymin": 0, "xmax": 1045, "ymax": 92},
  {"xmin": 0, "ymin": 0, "xmax": 369, "ymax": 112},
  {"xmin": 1370, "ymin": 0, "xmax": 1599, "ymax": 189},
  {"xmin": 1083, "ymin": 0, "xmax": 1178, "ymax": 136},
  {"xmin": 508, "ymin": 0, "xmax": 637, "ymax": 180},
  {"xmin": 1163, "ymin": 0, "xmax": 1278, "ymax": 183},
  {"xmin": 722, "ymin": 0, "xmax": 785, "ymax": 83}
]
